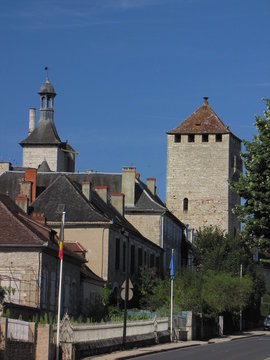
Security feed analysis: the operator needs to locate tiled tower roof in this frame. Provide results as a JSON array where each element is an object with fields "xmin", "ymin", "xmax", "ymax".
[{"xmin": 167, "ymin": 97, "xmax": 231, "ymax": 135}]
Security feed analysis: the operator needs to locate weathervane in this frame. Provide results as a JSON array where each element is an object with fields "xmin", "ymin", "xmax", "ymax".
[{"xmin": 44, "ymin": 66, "xmax": 49, "ymax": 82}]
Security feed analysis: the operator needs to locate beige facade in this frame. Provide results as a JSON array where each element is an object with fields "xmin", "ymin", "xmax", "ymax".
[
  {"xmin": 55, "ymin": 225, "xmax": 162, "ymax": 298},
  {"xmin": 61, "ymin": 227, "xmax": 110, "ymax": 280},
  {"xmin": 125, "ymin": 214, "xmax": 161, "ymax": 247},
  {"xmin": 166, "ymin": 132, "xmax": 241, "ymax": 235},
  {"xmin": 22, "ymin": 146, "xmax": 70, "ymax": 172}
]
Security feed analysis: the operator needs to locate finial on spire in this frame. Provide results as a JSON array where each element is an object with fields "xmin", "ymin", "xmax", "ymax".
[
  {"xmin": 203, "ymin": 97, "xmax": 209, "ymax": 104},
  {"xmin": 44, "ymin": 66, "xmax": 49, "ymax": 82}
]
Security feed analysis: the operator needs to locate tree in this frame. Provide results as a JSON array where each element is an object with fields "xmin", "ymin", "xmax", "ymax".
[
  {"xmin": 231, "ymin": 99, "xmax": 270, "ymax": 251},
  {"xmin": 193, "ymin": 226, "xmax": 251, "ymax": 275}
]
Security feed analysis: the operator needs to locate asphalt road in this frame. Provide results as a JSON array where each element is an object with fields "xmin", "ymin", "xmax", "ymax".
[{"xmin": 134, "ymin": 336, "xmax": 270, "ymax": 360}]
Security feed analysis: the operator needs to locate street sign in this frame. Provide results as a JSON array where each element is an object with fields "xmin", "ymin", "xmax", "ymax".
[{"xmin": 121, "ymin": 279, "xmax": 134, "ymax": 301}]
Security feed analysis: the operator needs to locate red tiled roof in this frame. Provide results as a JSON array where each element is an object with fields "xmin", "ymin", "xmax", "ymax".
[
  {"xmin": 0, "ymin": 194, "xmax": 54, "ymax": 246},
  {"xmin": 65, "ymin": 241, "xmax": 87, "ymax": 256},
  {"xmin": 167, "ymin": 98, "xmax": 231, "ymax": 135}
]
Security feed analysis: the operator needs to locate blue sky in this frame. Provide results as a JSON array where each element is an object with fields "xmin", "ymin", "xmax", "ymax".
[{"xmin": 0, "ymin": 0, "xmax": 269, "ymax": 200}]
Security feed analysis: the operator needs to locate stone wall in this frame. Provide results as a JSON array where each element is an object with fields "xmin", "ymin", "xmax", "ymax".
[
  {"xmin": 0, "ymin": 251, "xmax": 40, "ymax": 308},
  {"xmin": 166, "ymin": 133, "xmax": 241, "ymax": 235},
  {"xmin": 22, "ymin": 146, "xmax": 58, "ymax": 171},
  {"xmin": 125, "ymin": 214, "xmax": 161, "ymax": 247}
]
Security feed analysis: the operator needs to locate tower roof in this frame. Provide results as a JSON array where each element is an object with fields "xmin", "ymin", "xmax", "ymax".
[
  {"xmin": 39, "ymin": 78, "xmax": 56, "ymax": 96},
  {"xmin": 167, "ymin": 98, "xmax": 232, "ymax": 135},
  {"xmin": 20, "ymin": 118, "xmax": 62, "ymax": 145}
]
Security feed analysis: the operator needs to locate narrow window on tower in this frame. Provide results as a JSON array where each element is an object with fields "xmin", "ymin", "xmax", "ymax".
[
  {"xmin": 188, "ymin": 134, "xmax": 195, "ymax": 142},
  {"xmin": 174, "ymin": 134, "xmax": 181, "ymax": 143},
  {"xmin": 183, "ymin": 198, "xmax": 188, "ymax": 212},
  {"xmin": 216, "ymin": 134, "xmax": 222, "ymax": 142},
  {"xmin": 202, "ymin": 134, "xmax": 209, "ymax": 142}
]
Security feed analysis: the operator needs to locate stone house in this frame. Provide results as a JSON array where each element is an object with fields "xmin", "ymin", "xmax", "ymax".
[
  {"xmin": 11, "ymin": 171, "xmax": 163, "ymax": 303},
  {"xmin": 0, "ymin": 194, "xmax": 104, "ymax": 319},
  {"xmin": 166, "ymin": 97, "xmax": 242, "ymax": 237}
]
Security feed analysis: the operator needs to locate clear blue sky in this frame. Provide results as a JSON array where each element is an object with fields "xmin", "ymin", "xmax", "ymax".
[{"xmin": 0, "ymin": 0, "xmax": 269, "ymax": 200}]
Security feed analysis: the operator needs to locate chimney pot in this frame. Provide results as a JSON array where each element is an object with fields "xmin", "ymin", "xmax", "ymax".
[
  {"xmin": 94, "ymin": 185, "xmax": 108, "ymax": 203},
  {"xmin": 110, "ymin": 193, "xmax": 125, "ymax": 216},
  {"xmin": 122, "ymin": 167, "xmax": 136, "ymax": 207},
  {"xmin": 28, "ymin": 108, "xmax": 36, "ymax": 135},
  {"xmin": 81, "ymin": 181, "xmax": 92, "ymax": 201},
  {"xmin": 147, "ymin": 178, "xmax": 156, "ymax": 195}
]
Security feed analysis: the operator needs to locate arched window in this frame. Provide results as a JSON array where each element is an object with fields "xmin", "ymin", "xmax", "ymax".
[{"xmin": 183, "ymin": 198, "xmax": 188, "ymax": 212}]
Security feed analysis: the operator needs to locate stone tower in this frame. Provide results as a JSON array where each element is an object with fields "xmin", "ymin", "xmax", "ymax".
[
  {"xmin": 166, "ymin": 97, "xmax": 242, "ymax": 236},
  {"xmin": 20, "ymin": 71, "xmax": 77, "ymax": 172}
]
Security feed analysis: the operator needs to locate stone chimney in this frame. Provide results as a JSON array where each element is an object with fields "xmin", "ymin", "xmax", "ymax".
[
  {"xmin": 28, "ymin": 108, "xmax": 36, "ymax": 136},
  {"xmin": 94, "ymin": 185, "xmax": 108, "ymax": 203},
  {"xmin": 25, "ymin": 169, "xmax": 37, "ymax": 202},
  {"xmin": 147, "ymin": 178, "xmax": 156, "ymax": 196},
  {"xmin": 121, "ymin": 167, "xmax": 136, "ymax": 207},
  {"xmin": 110, "ymin": 193, "xmax": 125, "ymax": 216},
  {"xmin": 81, "ymin": 181, "xmax": 92, "ymax": 201}
]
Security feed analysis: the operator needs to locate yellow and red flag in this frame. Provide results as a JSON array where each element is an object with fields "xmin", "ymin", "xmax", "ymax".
[
  {"xmin": 58, "ymin": 213, "xmax": 65, "ymax": 260},
  {"xmin": 58, "ymin": 239, "xmax": 63, "ymax": 260}
]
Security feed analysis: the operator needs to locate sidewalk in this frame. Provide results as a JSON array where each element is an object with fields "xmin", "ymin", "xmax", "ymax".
[{"xmin": 85, "ymin": 330, "xmax": 269, "ymax": 360}]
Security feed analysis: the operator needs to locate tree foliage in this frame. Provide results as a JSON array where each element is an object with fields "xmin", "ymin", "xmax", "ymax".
[
  {"xmin": 138, "ymin": 226, "xmax": 265, "ymax": 321},
  {"xmin": 230, "ymin": 99, "xmax": 270, "ymax": 251}
]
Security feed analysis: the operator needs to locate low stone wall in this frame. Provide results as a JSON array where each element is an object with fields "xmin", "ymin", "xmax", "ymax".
[{"xmin": 55, "ymin": 315, "xmax": 169, "ymax": 360}]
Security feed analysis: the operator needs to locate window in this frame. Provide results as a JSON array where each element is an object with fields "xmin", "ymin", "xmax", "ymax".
[
  {"xmin": 202, "ymin": 134, "xmax": 209, "ymax": 142},
  {"xmin": 138, "ymin": 248, "xmax": 143, "ymax": 267},
  {"xmin": 115, "ymin": 238, "xmax": 120, "ymax": 270},
  {"xmin": 144, "ymin": 251, "xmax": 148, "ymax": 266},
  {"xmin": 130, "ymin": 245, "xmax": 135, "ymax": 274},
  {"xmin": 188, "ymin": 134, "xmax": 195, "ymax": 142},
  {"xmin": 50, "ymin": 272, "xmax": 56, "ymax": 310},
  {"xmin": 183, "ymin": 198, "xmax": 188, "ymax": 212},
  {"xmin": 41, "ymin": 269, "xmax": 48, "ymax": 309},
  {"xmin": 156, "ymin": 256, "xmax": 160, "ymax": 273},
  {"xmin": 216, "ymin": 134, "xmax": 222, "ymax": 142},
  {"xmin": 150, "ymin": 254, "xmax": 155, "ymax": 268},
  {"xmin": 174, "ymin": 134, "xmax": 181, "ymax": 143}
]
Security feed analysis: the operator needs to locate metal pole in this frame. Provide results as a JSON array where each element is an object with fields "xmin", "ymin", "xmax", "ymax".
[
  {"xmin": 56, "ymin": 211, "xmax": 65, "ymax": 360},
  {"xmin": 240, "ymin": 264, "xmax": 243, "ymax": 332},
  {"xmin": 170, "ymin": 249, "xmax": 174, "ymax": 342},
  {"xmin": 123, "ymin": 232, "xmax": 130, "ymax": 344}
]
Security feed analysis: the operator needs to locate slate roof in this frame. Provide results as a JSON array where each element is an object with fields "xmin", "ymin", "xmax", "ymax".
[
  {"xmin": 167, "ymin": 98, "xmax": 232, "ymax": 135},
  {"xmin": 37, "ymin": 160, "xmax": 51, "ymax": 173},
  {"xmin": 26, "ymin": 173, "xmax": 162, "ymax": 250},
  {"xmin": 30, "ymin": 175, "xmax": 110, "ymax": 224},
  {"xmin": 39, "ymin": 79, "xmax": 56, "ymax": 95},
  {"xmin": 20, "ymin": 119, "xmax": 62, "ymax": 145},
  {"xmin": 0, "ymin": 170, "xmax": 185, "ymax": 229}
]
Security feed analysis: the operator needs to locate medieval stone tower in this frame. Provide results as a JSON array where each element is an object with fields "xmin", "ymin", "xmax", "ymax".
[
  {"xmin": 166, "ymin": 97, "xmax": 242, "ymax": 236},
  {"xmin": 20, "ymin": 71, "xmax": 77, "ymax": 172}
]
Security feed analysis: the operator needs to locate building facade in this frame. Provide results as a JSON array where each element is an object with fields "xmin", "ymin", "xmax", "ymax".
[{"xmin": 166, "ymin": 97, "xmax": 242, "ymax": 236}]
